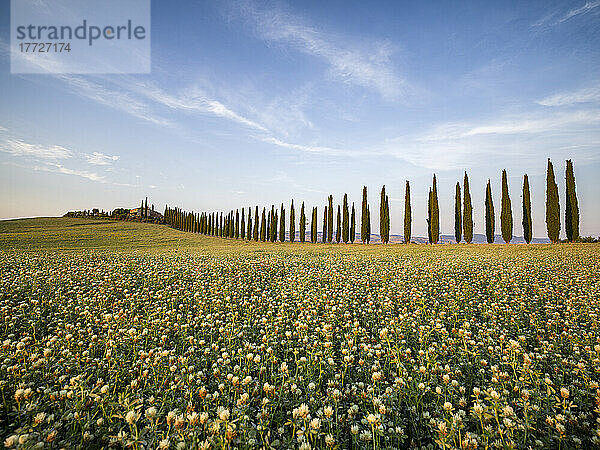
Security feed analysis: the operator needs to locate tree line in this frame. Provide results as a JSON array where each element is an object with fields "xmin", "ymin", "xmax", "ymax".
[{"xmin": 163, "ymin": 158, "xmax": 581, "ymax": 244}]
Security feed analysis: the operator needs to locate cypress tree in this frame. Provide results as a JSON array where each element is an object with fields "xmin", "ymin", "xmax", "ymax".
[
  {"xmin": 427, "ymin": 188, "xmax": 433, "ymax": 244},
  {"xmin": 236, "ymin": 210, "xmax": 240, "ymax": 239},
  {"xmin": 463, "ymin": 172, "xmax": 473, "ymax": 244},
  {"xmin": 336, "ymin": 205, "xmax": 341, "ymax": 243},
  {"xmin": 431, "ymin": 175, "xmax": 439, "ymax": 244},
  {"xmin": 260, "ymin": 208, "xmax": 266, "ymax": 242},
  {"xmin": 140, "ymin": 200, "xmax": 144, "ymax": 219},
  {"xmin": 350, "ymin": 203, "xmax": 356, "ymax": 244},
  {"xmin": 565, "ymin": 159, "xmax": 579, "ymax": 242},
  {"xmin": 271, "ymin": 206, "xmax": 279, "ymax": 242},
  {"xmin": 290, "ymin": 200, "xmax": 296, "ymax": 243},
  {"xmin": 241, "ymin": 209, "xmax": 245, "ymax": 240},
  {"xmin": 485, "ymin": 180, "xmax": 495, "ymax": 244},
  {"xmin": 280, "ymin": 203, "xmax": 285, "ymax": 242},
  {"xmin": 299, "ymin": 202, "xmax": 305, "ymax": 243},
  {"xmin": 546, "ymin": 159, "xmax": 560, "ymax": 243},
  {"xmin": 247, "ymin": 208, "xmax": 252, "ymax": 240},
  {"xmin": 327, "ymin": 195, "xmax": 333, "ymax": 243},
  {"xmin": 522, "ymin": 174, "xmax": 532, "ymax": 244},
  {"xmin": 366, "ymin": 206, "xmax": 371, "ymax": 243},
  {"xmin": 501, "ymin": 169, "xmax": 513, "ymax": 243},
  {"xmin": 254, "ymin": 207, "xmax": 259, "ymax": 241},
  {"xmin": 310, "ymin": 206, "xmax": 317, "ymax": 244},
  {"xmin": 402, "ymin": 181, "xmax": 410, "ymax": 244},
  {"xmin": 361, "ymin": 186, "xmax": 368, "ymax": 243},
  {"xmin": 342, "ymin": 193, "xmax": 349, "ymax": 243},
  {"xmin": 220, "ymin": 213, "xmax": 223, "ymax": 237},
  {"xmin": 380, "ymin": 185, "xmax": 389, "ymax": 244},
  {"xmin": 455, "ymin": 182, "xmax": 462, "ymax": 243},
  {"xmin": 322, "ymin": 207, "xmax": 327, "ymax": 243}
]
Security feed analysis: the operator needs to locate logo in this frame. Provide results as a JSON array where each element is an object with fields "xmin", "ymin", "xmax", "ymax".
[{"xmin": 11, "ymin": 0, "xmax": 151, "ymax": 74}]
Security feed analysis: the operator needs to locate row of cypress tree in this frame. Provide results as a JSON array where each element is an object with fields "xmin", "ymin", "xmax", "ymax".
[{"xmin": 163, "ymin": 158, "xmax": 579, "ymax": 244}]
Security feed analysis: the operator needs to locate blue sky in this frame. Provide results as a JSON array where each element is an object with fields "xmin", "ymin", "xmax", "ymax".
[{"xmin": 1, "ymin": 0, "xmax": 599, "ymax": 238}]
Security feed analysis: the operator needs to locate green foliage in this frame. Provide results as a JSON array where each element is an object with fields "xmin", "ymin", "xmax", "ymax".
[
  {"xmin": 380, "ymin": 185, "xmax": 390, "ymax": 244},
  {"xmin": 485, "ymin": 180, "xmax": 495, "ymax": 244},
  {"xmin": 299, "ymin": 201, "xmax": 305, "ymax": 243},
  {"xmin": 290, "ymin": 200, "xmax": 296, "ymax": 243},
  {"xmin": 501, "ymin": 170, "xmax": 513, "ymax": 244},
  {"xmin": 350, "ymin": 202, "xmax": 356, "ymax": 244},
  {"xmin": 361, "ymin": 186, "xmax": 369, "ymax": 244},
  {"xmin": 546, "ymin": 159, "xmax": 561, "ymax": 243},
  {"xmin": 327, "ymin": 195, "xmax": 334, "ymax": 243},
  {"xmin": 260, "ymin": 208, "xmax": 266, "ymax": 242},
  {"xmin": 565, "ymin": 159, "xmax": 579, "ymax": 242},
  {"xmin": 322, "ymin": 206, "xmax": 327, "ymax": 243},
  {"xmin": 463, "ymin": 172, "xmax": 473, "ymax": 244},
  {"xmin": 336, "ymin": 205, "xmax": 341, "ymax": 243},
  {"xmin": 404, "ymin": 181, "xmax": 411, "ymax": 244},
  {"xmin": 342, "ymin": 193, "xmax": 349, "ymax": 243},
  {"xmin": 455, "ymin": 182, "xmax": 462, "ymax": 244},
  {"xmin": 522, "ymin": 174, "xmax": 532, "ymax": 244}
]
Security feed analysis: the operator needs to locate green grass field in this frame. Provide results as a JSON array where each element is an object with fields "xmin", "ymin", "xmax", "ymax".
[{"xmin": 1, "ymin": 218, "xmax": 599, "ymax": 449}]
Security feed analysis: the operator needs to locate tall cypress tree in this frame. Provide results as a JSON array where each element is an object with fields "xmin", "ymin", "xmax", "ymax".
[
  {"xmin": 273, "ymin": 207, "xmax": 278, "ymax": 242},
  {"xmin": 485, "ymin": 180, "xmax": 495, "ymax": 244},
  {"xmin": 431, "ymin": 175, "xmax": 439, "ymax": 244},
  {"xmin": 455, "ymin": 182, "xmax": 462, "ymax": 243},
  {"xmin": 254, "ymin": 207, "xmax": 259, "ymax": 241},
  {"xmin": 336, "ymin": 205, "xmax": 341, "ymax": 243},
  {"xmin": 404, "ymin": 181, "xmax": 411, "ymax": 244},
  {"xmin": 290, "ymin": 200, "xmax": 296, "ymax": 243},
  {"xmin": 427, "ymin": 188, "xmax": 433, "ymax": 244},
  {"xmin": 311, "ymin": 207, "xmax": 317, "ymax": 243},
  {"xmin": 361, "ymin": 186, "xmax": 368, "ymax": 243},
  {"xmin": 327, "ymin": 195, "xmax": 333, "ymax": 243},
  {"xmin": 260, "ymin": 208, "xmax": 266, "ymax": 242},
  {"xmin": 299, "ymin": 201, "xmax": 305, "ymax": 243},
  {"xmin": 350, "ymin": 202, "xmax": 356, "ymax": 244},
  {"xmin": 366, "ymin": 206, "xmax": 371, "ymax": 243},
  {"xmin": 322, "ymin": 207, "xmax": 327, "ymax": 243},
  {"xmin": 380, "ymin": 185, "xmax": 389, "ymax": 244},
  {"xmin": 546, "ymin": 159, "xmax": 560, "ymax": 243},
  {"xmin": 501, "ymin": 169, "xmax": 513, "ymax": 244},
  {"xmin": 279, "ymin": 203, "xmax": 285, "ymax": 242},
  {"xmin": 463, "ymin": 172, "xmax": 473, "ymax": 244},
  {"xmin": 342, "ymin": 193, "xmax": 349, "ymax": 243},
  {"xmin": 522, "ymin": 174, "xmax": 532, "ymax": 244},
  {"xmin": 241, "ymin": 209, "xmax": 245, "ymax": 240},
  {"xmin": 236, "ymin": 210, "xmax": 240, "ymax": 239},
  {"xmin": 565, "ymin": 159, "xmax": 579, "ymax": 242},
  {"xmin": 247, "ymin": 208, "xmax": 252, "ymax": 241}
]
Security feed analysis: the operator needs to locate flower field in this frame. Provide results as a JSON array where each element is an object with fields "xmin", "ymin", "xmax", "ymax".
[{"xmin": 1, "ymin": 220, "xmax": 600, "ymax": 449}]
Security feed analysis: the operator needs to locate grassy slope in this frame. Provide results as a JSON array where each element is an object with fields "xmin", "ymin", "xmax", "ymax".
[{"xmin": 0, "ymin": 217, "xmax": 597, "ymax": 260}]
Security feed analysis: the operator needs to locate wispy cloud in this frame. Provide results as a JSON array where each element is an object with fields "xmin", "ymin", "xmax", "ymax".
[
  {"xmin": 386, "ymin": 109, "xmax": 600, "ymax": 170},
  {"xmin": 537, "ymin": 83, "xmax": 600, "ymax": 106},
  {"xmin": 129, "ymin": 83, "xmax": 268, "ymax": 132},
  {"xmin": 532, "ymin": 1, "xmax": 600, "ymax": 28},
  {"xmin": 1, "ymin": 131, "xmax": 106, "ymax": 183},
  {"xmin": 1, "ymin": 138, "xmax": 74, "ymax": 159},
  {"xmin": 557, "ymin": 1, "xmax": 600, "ymax": 23},
  {"xmin": 85, "ymin": 152, "xmax": 120, "ymax": 165},
  {"xmin": 233, "ymin": 2, "xmax": 407, "ymax": 100}
]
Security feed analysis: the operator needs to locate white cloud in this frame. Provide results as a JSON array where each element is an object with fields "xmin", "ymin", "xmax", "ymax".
[
  {"xmin": 557, "ymin": 1, "xmax": 600, "ymax": 24},
  {"xmin": 1, "ymin": 138, "xmax": 74, "ymax": 159},
  {"xmin": 537, "ymin": 83, "xmax": 600, "ymax": 106},
  {"xmin": 532, "ymin": 1, "xmax": 600, "ymax": 28},
  {"xmin": 235, "ymin": 2, "xmax": 407, "ymax": 100},
  {"xmin": 86, "ymin": 152, "xmax": 120, "ymax": 165}
]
